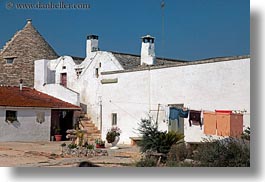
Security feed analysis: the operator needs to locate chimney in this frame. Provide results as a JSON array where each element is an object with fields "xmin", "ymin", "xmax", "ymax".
[
  {"xmin": 19, "ymin": 79, "xmax": 23, "ymax": 91},
  {"xmin": 140, "ymin": 35, "xmax": 156, "ymax": 65},
  {"xmin": 27, "ymin": 19, "xmax": 32, "ymax": 24},
  {"xmin": 86, "ymin": 35, "xmax": 99, "ymax": 56}
]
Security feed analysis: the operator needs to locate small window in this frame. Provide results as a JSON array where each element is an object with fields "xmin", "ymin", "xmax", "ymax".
[
  {"xmin": 92, "ymin": 47, "xmax": 98, "ymax": 52},
  {"xmin": 6, "ymin": 110, "xmax": 17, "ymax": 123},
  {"xmin": 99, "ymin": 62, "xmax": 102, "ymax": 68},
  {"xmin": 5, "ymin": 58, "xmax": 14, "ymax": 64},
  {"xmin": 111, "ymin": 113, "xmax": 117, "ymax": 126},
  {"xmin": 62, "ymin": 66, "xmax": 66, "ymax": 69},
  {"xmin": 95, "ymin": 68, "xmax": 99, "ymax": 78},
  {"xmin": 75, "ymin": 68, "xmax": 83, "ymax": 78},
  {"xmin": 36, "ymin": 112, "xmax": 45, "ymax": 124}
]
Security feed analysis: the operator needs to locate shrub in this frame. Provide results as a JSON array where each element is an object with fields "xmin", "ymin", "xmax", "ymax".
[
  {"xmin": 241, "ymin": 127, "xmax": 250, "ymax": 141},
  {"xmin": 68, "ymin": 143, "xmax": 77, "ymax": 149},
  {"xmin": 138, "ymin": 119, "xmax": 184, "ymax": 155},
  {"xmin": 166, "ymin": 160, "xmax": 196, "ymax": 167},
  {"xmin": 194, "ymin": 138, "xmax": 250, "ymax": 167},
  {"xmin": 167, "ymin": 142, "xmax": 188, "ymax": 163},
  {"xmin": 83, "ymin": 142, "xmax": 94, "ymax": 150},
  {"xmin": 135, "ymin": 157, "xmax": 157, "ymax": 167}
]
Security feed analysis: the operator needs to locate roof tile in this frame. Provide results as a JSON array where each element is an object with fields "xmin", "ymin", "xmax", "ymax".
[{"xmin": 0, "ymin": 86, "xmax": 80, "ymax": 109}]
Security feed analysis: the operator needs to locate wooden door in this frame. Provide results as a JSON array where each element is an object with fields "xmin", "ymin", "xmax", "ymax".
[
  {"xmin": 168, "ymin": 104, "xmax": 184, "ymax": 133},
  {"xmin": 61, "ymin": 73, "xmax": 67, "ymax": 87}
]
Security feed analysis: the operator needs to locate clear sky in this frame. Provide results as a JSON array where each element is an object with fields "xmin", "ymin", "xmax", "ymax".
[{"xmin": 0, "ymin": 0, "xmax": 249, "ymax": 60}]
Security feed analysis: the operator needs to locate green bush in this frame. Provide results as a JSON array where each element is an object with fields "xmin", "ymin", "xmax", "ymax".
[
  {"xmin": 241, "ymin": 127, "xmax": 250, "ymax": 141},
  {"xmin": 135, "ymin": 157, "xmax": 157, "ymax": 167},
  {"xmin": 167, "ymin": 142, "xmax": 188, "ymax": 162},
  {"xmin": 138, "ymin": 119, "xmax": 184, "ymax": 155},
  {"xmin": 68, "ymin": 143, "xmax": 77, "ymax": 149},
  {"xmin": 194, "ymin": 138, "xmax": 250, "ymax": 167},
  {"xmin": 166, "ymin": 160, "xmax": 196, "ymax": 167}
]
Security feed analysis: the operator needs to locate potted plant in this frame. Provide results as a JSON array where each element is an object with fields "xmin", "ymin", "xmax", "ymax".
[
  {"xmin": 106, "ymin": 126, "xmax": 121, "ymax": 149},
  {"xmin": 54, "ymin": 126, "xmax": 62, "ymax": 141},
  {"xmin": 95, "ymin": 139, "xmax": 105, "ymax": 148}
]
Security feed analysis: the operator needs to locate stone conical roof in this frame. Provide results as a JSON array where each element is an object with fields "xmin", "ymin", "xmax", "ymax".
[{"xmin": 0, "ymin": 19, "xmax": 58, "ymax": 87}]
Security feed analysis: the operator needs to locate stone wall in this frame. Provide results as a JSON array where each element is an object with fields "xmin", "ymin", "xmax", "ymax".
[{"xmin": 0, "ymin": 20, "xmax": 58, "ymax": 87}]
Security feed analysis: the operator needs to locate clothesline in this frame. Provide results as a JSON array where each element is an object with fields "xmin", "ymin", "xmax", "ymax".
[{"xmin": 109, "ymin": 100, "xmax": 250, "ymax": 115}]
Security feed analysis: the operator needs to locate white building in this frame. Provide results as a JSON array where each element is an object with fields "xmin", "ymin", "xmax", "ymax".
[
  {"xmin": 0, "ymin": 86, "xmax": 80, "ymax": 141},
  {"xmin": 34, "ymin": 35, "xmax": 250, "ymax": 144}
]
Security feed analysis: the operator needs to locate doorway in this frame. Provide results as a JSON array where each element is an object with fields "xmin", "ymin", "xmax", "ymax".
[
  {"xmin": 168, "ymin": 104, "xmax": 184, "ymax": 133},
  {"xmin": 51, "ymin": 110, "xmax": 74, "ymax": 141},
  {"xmin": 60, "ymin": 73, "xmax": 67, "ymax": 87}
]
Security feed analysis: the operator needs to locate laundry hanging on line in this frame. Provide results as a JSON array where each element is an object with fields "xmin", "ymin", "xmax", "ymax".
[
  {"xmin": 169, "ymin": 107, "xmax": 189, "ymax": 128},
  {"xmin": 189, "ymin": 110, "xmax": 202, "ymax": 129}
]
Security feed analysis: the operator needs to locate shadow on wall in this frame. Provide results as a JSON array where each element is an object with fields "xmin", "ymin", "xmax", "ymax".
[
  {"xmin": 11, "ymin": 121, "xmax": 21, "ymax": 128},
  {"xmin": 80, "ymin": 103, "xmax": 87, "ymax": 113}
]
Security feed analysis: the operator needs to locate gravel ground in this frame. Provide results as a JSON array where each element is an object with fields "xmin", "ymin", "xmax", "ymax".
[{"xmin": 0, "ymin": 141, "xmax": 141, "ymax": 167}]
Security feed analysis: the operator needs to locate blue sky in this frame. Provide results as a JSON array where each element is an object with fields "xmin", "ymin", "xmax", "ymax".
[{"xmin": 0, "ymin": 0, "xmax": 249, "ymax": 60}]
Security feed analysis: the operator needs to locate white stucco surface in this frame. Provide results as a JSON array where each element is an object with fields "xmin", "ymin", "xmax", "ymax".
[
  {"xmin": 141, "ymin": 41, "xmax": 155, "ymax": 65},
  {"xmin": 34, "ymin": 52, "xmax": 124, "ymax": 128},
  {"xmin": 0, "ymin": 108, "xmax": 51, "ymax": 141},
  {"xmin": 33, "ymin": 37, "xmax": 250, "ymax": 145},
  {"xmin": 101, "ymin": 58, "xmax": 250, "ymax": 144},
  {"xmin": 34, "ymin": 59, "xmax": 80, "ymax": 106}
]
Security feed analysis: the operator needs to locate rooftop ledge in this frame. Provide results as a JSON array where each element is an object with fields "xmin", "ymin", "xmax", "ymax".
[{"xmin": 101, "ymin": 55, "xmax": 250, "ymax": 75}]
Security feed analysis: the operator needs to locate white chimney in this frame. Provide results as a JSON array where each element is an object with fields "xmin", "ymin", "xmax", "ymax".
[
  {"xmin": 140, "ymin": 35, "xmax": 156, "ymax": 65},
  {"xmin": 86, "ymin": 35, "xmax": 99, "ymax": 56},
  {"xmin": 19, "ymin": 79, "xmax": 23, "ymax": 91},
  {"xmin": 27, "ymin": 19, "xmax": 32, "ymax": 24}
]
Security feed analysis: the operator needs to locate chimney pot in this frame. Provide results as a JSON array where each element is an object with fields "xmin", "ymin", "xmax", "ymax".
[
  {"xmin": 86, "ymin": 34, "xmax": 99, "ymax": 56},
  {"xmin": 140, "ymin": 34, "xmax": 156, "ymax": 65},
  {"xmin": 27, "ymin": 19, "xmax": 32, "ymax": 23},
  {"xmin": 19, "ymin": 79, "xmax": 23, "ymax": 91}
]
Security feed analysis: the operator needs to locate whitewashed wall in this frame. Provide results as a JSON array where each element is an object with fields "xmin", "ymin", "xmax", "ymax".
[
  {"xmin": 35, "ymin": 52, "xmax": 124, "ymax": 129},
  {"xmin": 0, "ymin": 108, "xmax": 51, "ymax": 141},
  {"xmin": 34, "ymin": 59, "xmax": 80, "ymax": 106},
  {"xmin": 101, "ymin": 58, "xmax": 250, "ymax": 144}
]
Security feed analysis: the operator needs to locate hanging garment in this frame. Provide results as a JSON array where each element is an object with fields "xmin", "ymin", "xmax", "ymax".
[
  {"xmin": 189, "ymin": 110, "xmax": 202, "ymax": 128},
  {"xmin": 169, "ymin": 107, "xmax": 189, "ymax": 120},
  {"xmin": 169, "ymin": 107, "xmax": 189, "ymax": 128}
]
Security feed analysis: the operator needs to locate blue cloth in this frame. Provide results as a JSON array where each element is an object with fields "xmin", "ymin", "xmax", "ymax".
[
  {"xmin": 169, "ymin": 108, "xmax": 189, "ymax": 128},
  {"xmin": 169, "ymin": 108, "xmax": 189, "ymax": 120}
]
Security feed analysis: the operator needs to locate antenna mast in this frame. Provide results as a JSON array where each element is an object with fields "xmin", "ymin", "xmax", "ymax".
[{"xmin": 161, "ymin": 0, "xmax": 165, "ymax": 60}]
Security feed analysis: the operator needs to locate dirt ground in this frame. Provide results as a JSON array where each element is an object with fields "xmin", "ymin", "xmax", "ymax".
[{"xmin": 0, "ymin": 141, "xmax": 141, "ymax": 167}]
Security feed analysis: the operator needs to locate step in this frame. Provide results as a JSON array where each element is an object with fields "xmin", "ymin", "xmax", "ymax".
[
  {"xmin": 83, "ymin": 126, "xmax": 98, "ymax": 130},
  {"xmin": 85, "ymin": 131, "xmax": 101, "ymax": 135},
  {"xmin": 80, "ymin": 120, "xmax": 93, "ymax": 124},
  {"xmin": 83, "ymin": 134, "xmax": 100, "ymax": 139},
  {"xmin": 82, "ymin": 123, "xmax": 95, "ymax": 127},
  {"xmin": 80, "ymin": 119, "xmax": 92, "ymax": 123}
]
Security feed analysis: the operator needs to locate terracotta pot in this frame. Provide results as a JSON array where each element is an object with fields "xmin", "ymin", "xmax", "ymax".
[
  {"xmin": 96, "ymin": 144, "xmax": 105, "ymax": 148},
  {"xmin": 54, "ymin": 135, "xmax": 62, "ymax": 141}
]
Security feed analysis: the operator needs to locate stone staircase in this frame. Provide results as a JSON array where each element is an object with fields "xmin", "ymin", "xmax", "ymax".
[{"xmin": 79, "ymin": 114, "xmax": 101, "ymax": 143}]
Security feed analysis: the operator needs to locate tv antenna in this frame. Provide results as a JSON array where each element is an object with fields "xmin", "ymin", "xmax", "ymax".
[{"xmin": 161, "ymin": 0, "xmax": 165, "ymax": 60}]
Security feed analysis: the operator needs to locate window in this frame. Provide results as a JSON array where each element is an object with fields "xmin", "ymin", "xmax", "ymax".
[
  {"xmin": 75, "ymin": 68, "xmax": 83, "ymax": 78},
  {"xmin": 60, "ymin": 73, "xmax": 67, "ymax": 87},
  {"xmin": 92, "ymin": 47, "xmax": 98, "ymax": 52},
  {"xmin": 99, "ymin": 62, "xmax": 102, "ymax": 68},
  {"xmin": 6, "ymin": 110, "xmax": 17, "ymax": 123},
  {"xmin": 5, "ymin": 58, "xmax": 14, "ymax": 64},
  {"xmin": 95, "ymin": 68, "xmax": 99, "ymax": 78},
  {"xmin": 111, "ymin": 113, "xmax": 117, "ymax": 126},
  {"xmin": 36, "ymin": 112, "xmax": 45, "ymax": 124},
  {"xmin": 62, "ymin": 66, "xmax": 66, "ymax": 69}
]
